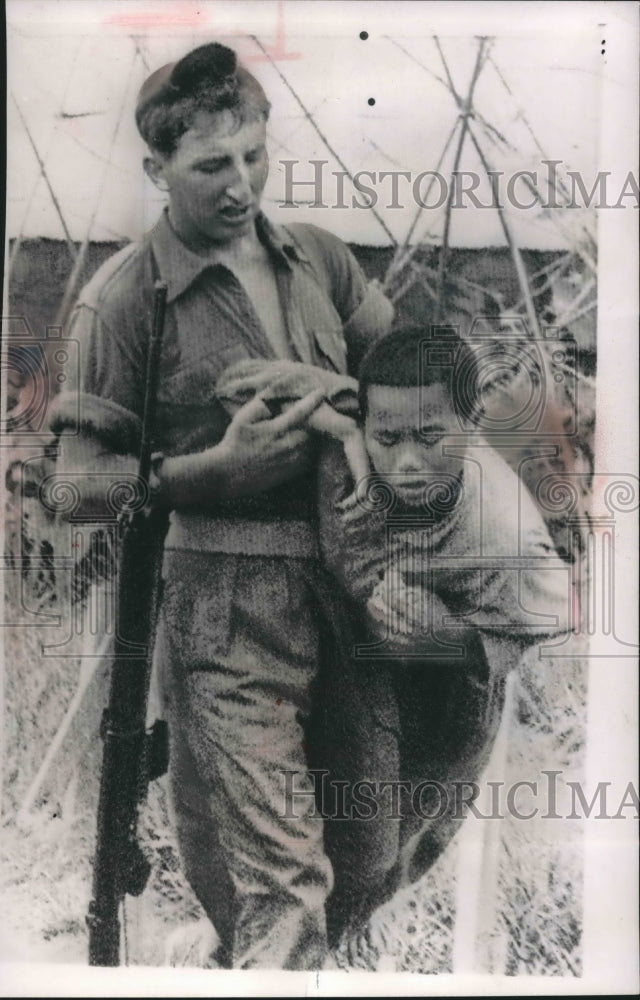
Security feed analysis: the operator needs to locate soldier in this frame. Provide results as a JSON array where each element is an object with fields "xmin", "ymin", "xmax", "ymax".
[{"xmin": 50, "ymin": 42, "xmax": 393, "ymax": 969}]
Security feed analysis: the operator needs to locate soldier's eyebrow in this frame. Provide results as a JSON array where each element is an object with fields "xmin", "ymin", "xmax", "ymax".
[
  {"xmin": 192, "ymin": 153, "xmax": 230, "ymax": 167},
  {"xmin": 191, "ymin": 143, "xmax": 264, "ymax": 169}
]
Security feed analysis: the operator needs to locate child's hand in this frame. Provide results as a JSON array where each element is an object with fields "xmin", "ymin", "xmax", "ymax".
[
  {"xmin": 367, "ymin": 571, "xmax": 474, "ymax": 650},
  {"xmin": 367, "ymin": 570, "xmax": 422, "ymax": 642}
]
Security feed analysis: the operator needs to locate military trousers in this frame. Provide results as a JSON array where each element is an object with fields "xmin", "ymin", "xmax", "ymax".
[{"xmin": 157, "ymin": 550, "xmax": 335, "ymax": 970}]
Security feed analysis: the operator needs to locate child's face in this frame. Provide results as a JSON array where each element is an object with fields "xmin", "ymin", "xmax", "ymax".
[{"xmin": 364, "ymin": 383, "xmax": 465, "ymax": 504}]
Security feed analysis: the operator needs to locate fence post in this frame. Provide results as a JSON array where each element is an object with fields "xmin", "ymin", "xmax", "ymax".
[{"xmin": 452, "ymin": 669, "xmax": 516, "ymax": 973}]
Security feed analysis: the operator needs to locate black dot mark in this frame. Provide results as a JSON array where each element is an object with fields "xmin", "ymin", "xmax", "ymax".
[
  {"xmin": 360, "ymin": 31, "xmax": 369, "ymax": 40},
  {"xmin": 368, "ymin": 97, "xmax": 376, "ymax": 106}
]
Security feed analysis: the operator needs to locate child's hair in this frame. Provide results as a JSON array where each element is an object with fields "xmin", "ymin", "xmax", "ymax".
[{"xmin": 357, "ymin": 324, "xmax": 480, "ymax": 421}]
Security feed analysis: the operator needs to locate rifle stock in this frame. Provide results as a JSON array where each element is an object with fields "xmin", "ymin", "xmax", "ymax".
[{"xmin": 87, "ymin": 280, "xmax": 169, "ymax": 966}]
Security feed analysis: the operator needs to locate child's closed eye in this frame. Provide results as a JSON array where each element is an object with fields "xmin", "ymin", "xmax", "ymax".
[
  {"xmin": 372, "ymin": 430, "xmax": 400, "ymax": 447},
  {"xmin": 419, "ymin": 428, "xmax": 446, "ymax": 446}
]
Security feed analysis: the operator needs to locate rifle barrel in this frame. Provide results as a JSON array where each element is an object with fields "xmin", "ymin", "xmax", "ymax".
[
  {"xmin": 139, "ymin": 280, "xmax": 168, "ymax": 484},
  {"xmin": 87, "ymin": 279, "xmax": 169, "ymax": 966}
]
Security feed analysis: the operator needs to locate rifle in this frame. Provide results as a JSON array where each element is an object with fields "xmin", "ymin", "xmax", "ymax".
[{"xmin": 87, "ymin": 280, "xmax": 170, "ymax": 966}]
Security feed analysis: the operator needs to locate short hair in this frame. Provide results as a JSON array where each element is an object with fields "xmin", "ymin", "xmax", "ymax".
[
  {"xmin": 358, "ymin": 324, "xmax": 480, "ymax": 422},
  {"xmin": 136, "ymin": 43, "xmax": 271, "ymax": 157}
]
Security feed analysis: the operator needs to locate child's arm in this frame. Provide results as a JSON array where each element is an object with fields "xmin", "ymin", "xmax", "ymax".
[
  {"xmin": 317, "ymin": 440, "xmax": 387, "ymax": 605},
  {"xmin": 306, "ymin": 404, "xmax": 370, "ymax": 484},
  {"xmin": 419, "ymin": 445, "xmax": 572, "ymax": 649},
  {"xmin": 488, "ymin": 526, "xmax": 571, "ymax": 644},
  {"xmin": 423, "ymin": 536, "xmax": 571, "ymax": 650}
]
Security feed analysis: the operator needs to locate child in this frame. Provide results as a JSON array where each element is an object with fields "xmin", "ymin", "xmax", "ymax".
[
  {"xmin": 318, "ymin": 324, "xmax": 571, "ymax": 654},
  {"xmin": 216, "ymin": 327, "xmax": 571, "ymax": 939},
  {"xmin": 314, "ymin": 325, "xmax": 572, "ymax": 930},
  {"xmin": 217, "ymin": 332, "xmax": 570, "ymax": 657}
]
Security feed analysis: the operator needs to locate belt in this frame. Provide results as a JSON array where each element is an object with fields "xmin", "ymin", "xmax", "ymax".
[{"xmin": 165, "ymin": 511, "xmax": 319, "ymax": 558}]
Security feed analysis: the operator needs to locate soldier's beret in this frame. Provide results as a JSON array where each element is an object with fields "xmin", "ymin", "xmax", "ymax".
[{"xmin": 135, "ymin": 42, "xmax": 269, "ymax": 127}]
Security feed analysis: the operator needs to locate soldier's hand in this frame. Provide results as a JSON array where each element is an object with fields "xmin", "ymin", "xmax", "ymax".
[{"xmin": 212, "ymin": 389, "xmax": 325, "ymax": 498}]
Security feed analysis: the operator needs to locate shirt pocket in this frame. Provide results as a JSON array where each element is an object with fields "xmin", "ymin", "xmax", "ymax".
[{"xmin": 289, "ymin": 272, "xmax": 348, "ymax": 373}]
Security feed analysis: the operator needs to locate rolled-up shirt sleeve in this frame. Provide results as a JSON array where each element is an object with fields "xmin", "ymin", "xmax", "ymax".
[
  {"xmin": 327, "ymin": 238, "xmax": 394, "ymax": 369},
  {"xmin": 216, "ymin": 358, "xmax": 359, "ymax": 418},
  {"xmin": 342, "ymin": 280, "xmax": 394, "ymax": 368}
]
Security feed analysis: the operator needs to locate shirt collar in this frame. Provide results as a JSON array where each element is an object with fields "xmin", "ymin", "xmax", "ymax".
[
  {"xmin": 256, "ymin": 213, "xmax": 311, "ymax": 267},
  {"xmin": 149, "ymin": 209, "xmax": 309, "ymax": 303}
]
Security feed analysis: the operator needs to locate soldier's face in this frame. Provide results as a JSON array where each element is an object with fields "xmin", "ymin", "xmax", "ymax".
[
  {"xmin": 149, "ymin": 109, "xmax": 269, "ymax": 249},
  {"xmin": 364, "ymin": 384, "xmax": 465, "ymax": 504}
]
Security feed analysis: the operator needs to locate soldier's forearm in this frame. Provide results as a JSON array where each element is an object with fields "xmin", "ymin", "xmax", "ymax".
[
  {"xmin": 157, "ymin": 444, "xmax": 233, "ymax": 507},
  {"xmin": 56, "ymin": 428, "xmax": 312, "ymax": 514},
  {"xmin": 158, "ymin": 440, "xmax": 314, "ymax": 508}
]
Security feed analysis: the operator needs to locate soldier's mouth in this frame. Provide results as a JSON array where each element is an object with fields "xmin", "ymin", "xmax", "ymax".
[{"xmin": 219, "ymin": 204, "xmax": 252, "ymax": 221}]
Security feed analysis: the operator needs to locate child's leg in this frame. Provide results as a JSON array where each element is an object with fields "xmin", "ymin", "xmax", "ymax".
[{"xmin": 305, "ymin": 588, "xmax": 401, "ymax": 948}]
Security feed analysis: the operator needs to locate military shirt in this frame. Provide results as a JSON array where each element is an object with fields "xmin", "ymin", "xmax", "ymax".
[{"xmin": 50, "ymin": 210, "xmax": 393, "ymax": 532}]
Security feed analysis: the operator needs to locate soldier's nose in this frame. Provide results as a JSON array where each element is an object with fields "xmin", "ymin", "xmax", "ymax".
[{"xmin": 225, "ymin": 163, "xmax": 252, "ymax": 201}]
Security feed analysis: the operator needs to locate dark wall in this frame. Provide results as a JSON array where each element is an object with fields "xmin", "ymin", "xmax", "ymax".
[
  {"xmin": 8, "ymin": 239, "xmax": 129, "ymax": 339},
  {"xmin": 8, "ymin": 237, "xmax": 566, "ymax": 340}
]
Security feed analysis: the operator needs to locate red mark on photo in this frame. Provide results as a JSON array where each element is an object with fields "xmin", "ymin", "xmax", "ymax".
[
  {"xmin": 245, "ymin": 1, "xmax": 300, "ymax": 63},
  {"xmin": 104, "ymin": 3, "xmax": 209, "ymax": 29},
  {"xmin": 64, "ymin": 119, "xmax": 86, "ymax": 140}
]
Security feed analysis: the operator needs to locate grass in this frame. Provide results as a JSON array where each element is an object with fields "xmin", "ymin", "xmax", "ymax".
[
  {"xmin": 1, "ymin": 546, "xmax": 586, "ymax": 972},
  {"xmin": 2, "ymin": 218, "xmax": 594, "ymax": 975},
  {"xmin": 2, "ymin": 339, "xmax": 590, "ymax": 971}
]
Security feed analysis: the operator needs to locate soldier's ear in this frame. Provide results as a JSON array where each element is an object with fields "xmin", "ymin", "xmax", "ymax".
[{"xmin": 143, "ymin": 155, "xmax": 170, "ymax": 193}]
